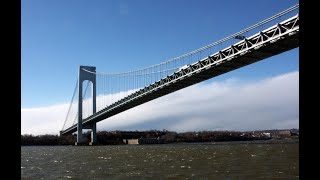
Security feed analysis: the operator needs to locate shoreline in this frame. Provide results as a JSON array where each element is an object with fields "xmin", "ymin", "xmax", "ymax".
[{"xmin": 21, "ymin": 138, "xmax": 299, "ymax": 146}]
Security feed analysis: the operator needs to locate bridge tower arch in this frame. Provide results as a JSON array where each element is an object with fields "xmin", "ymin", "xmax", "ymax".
[{"xmin": 76, "ymin": 65, "xmax": 97, "ymax": 145}]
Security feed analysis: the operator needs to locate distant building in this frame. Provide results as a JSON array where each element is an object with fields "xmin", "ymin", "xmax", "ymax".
[
  {"xmin": 262, "ymin": 132, "xmax": 271, "ymax": 138},
  {"xmin": 278, "ymin": 130, "xmax": 291, "ymax": 138},
  {"xmin": 290, "ymin": 129, "xmax": 299, "ymax": 136},
  {"xmin": 123, "ymin": 138, "xmax": 164, "ymax": 145},
  {"xmin": 123, "ymin": 139, "xmax": 139, "ymax": 145}
]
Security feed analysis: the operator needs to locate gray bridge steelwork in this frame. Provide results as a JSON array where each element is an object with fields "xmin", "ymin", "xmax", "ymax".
[{"xmin": 60, "ymin": 5, "xmax": 299, "ymax": 145}]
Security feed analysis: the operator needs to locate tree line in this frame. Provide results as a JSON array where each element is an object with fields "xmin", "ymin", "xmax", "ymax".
[{"xmin": 19, "ymin": 129, "xmax": 298, "ymax": 146}]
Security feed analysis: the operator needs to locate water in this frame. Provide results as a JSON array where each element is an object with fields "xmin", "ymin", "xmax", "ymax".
[{"xmin": 21, "ymin": 140, "xmax": 299, "ymax": 179}]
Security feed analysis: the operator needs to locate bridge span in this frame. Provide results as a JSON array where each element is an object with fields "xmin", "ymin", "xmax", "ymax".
[{"xmin": 60, "ymin": 5, "xmax": 299, "ymax": 145}]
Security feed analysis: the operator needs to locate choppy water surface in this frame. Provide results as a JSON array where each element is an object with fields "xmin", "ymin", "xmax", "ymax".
[{"xmin": 21, "ymin": 140, "xmax": 298, "ymax": 179}]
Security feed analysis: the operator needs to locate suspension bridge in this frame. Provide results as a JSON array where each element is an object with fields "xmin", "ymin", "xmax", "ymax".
[{"xmin": 60, "ymin": 4, "xmax": 299, "ymax": 145}]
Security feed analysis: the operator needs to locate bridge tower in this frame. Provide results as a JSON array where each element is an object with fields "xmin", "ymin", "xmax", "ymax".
[{"xmin": 76, "ymin": 65, "xmax": 97, "ymax": 145}]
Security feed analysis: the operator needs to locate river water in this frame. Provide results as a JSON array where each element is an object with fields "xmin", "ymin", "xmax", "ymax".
[{"xmin": 21, "ymin": 139, "xmax": 299, "ymax": 179}]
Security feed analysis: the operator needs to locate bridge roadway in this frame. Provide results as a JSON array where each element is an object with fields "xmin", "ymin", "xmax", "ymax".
[{"xmin": 61, "ymin": 14, "xmax": 299, "ymax": 135}]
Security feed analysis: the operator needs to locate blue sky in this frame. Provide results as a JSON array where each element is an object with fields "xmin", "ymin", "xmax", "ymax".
[{"xmin": 21, "ymin": 0, "xmax": 299, "ymax": 135}]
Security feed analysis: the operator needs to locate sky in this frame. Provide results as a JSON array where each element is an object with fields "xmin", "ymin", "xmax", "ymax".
[{"xmin": 21, "ymin": 0, "xmax": 299, "ymax": 135}]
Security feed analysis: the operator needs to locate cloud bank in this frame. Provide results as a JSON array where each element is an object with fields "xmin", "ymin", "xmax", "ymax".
[{"xmin": 21, "ymin": 71, "xmax": 299, "ymax": 135}]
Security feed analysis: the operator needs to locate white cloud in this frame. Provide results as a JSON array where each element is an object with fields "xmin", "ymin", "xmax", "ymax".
[
  {"xmin": 21, "ymin": 71, "xmax": 299, "ymax": 135},
  {"xmin": 21, "ymin": 103, "xmax": 69, "ymax": 135}
]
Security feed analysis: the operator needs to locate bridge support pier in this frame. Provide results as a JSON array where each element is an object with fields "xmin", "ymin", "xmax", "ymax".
[{"xmin": 89, "ymin": 123, "xmax": 97, "ymax": 145}]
